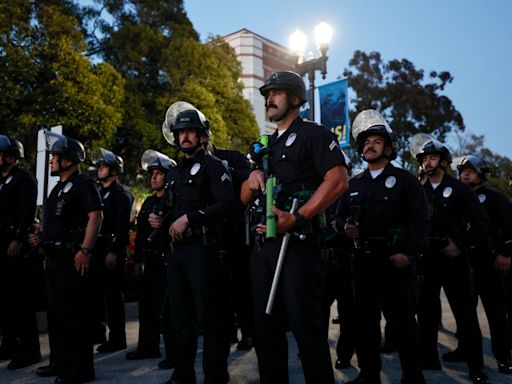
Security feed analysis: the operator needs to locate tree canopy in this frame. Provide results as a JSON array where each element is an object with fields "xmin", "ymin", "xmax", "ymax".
[
  {"xmin": 343, "ymin": 50, "xmax": 465, "ymax": 170},
  {"xmin": 0, "ymin": 0, "xmax": 124, "ymax": 167},
  {"xmin": 84, "ymin": 0, "xmax": 259, "ymax": 178}
]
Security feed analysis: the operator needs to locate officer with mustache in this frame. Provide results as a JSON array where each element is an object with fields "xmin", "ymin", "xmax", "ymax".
[
  {"xmin": 241, "ymin": 71, "xmax": 349, "ymax": 384},
  {"xmin": 335, "ymin": 110, "xmax": 429, "ymax": 384}
]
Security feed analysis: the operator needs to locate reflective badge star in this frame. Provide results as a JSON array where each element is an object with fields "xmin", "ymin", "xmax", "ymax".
[{"xmin": 478, "ymin": 194, "xmax": 486, "ymax": 203}]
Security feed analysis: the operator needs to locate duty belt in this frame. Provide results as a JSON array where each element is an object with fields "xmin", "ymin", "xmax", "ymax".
[{"xmin": 41, "ymin": 240, "xmax": 79, "ymax": 256}]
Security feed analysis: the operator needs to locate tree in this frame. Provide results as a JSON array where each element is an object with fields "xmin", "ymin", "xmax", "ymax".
[
  {"xmin": 343, "ymin": 51, "xmax": 464, "ymax": 170},
  {"xmin": 0, "ymin": 0, "xmax": 124, "ymax": 168},
  {"xmin": 84, "ymin": 0, "xmax": 258, "ymax": 178},
  {"xmin": 449, "ymin": 130, "xmax": 512, "ymax": 198}
]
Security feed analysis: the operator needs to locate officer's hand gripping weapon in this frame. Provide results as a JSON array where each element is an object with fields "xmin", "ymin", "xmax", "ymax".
[
  {"xmin": 265, "ymin": 198, "xmax": 299, "ymax": 315},
  {"xmin": 147, "ymin": 180, "xmax": 174, "ymax": 243},
  {"xmin": 251, "ymin": 135, "xmax": 277, "ymax": 240}
]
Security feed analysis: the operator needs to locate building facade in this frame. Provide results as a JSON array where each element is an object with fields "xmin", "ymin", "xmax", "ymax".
[{"xmin": 222, "ymin": 29, "xmax": 296, "ymax": 135}]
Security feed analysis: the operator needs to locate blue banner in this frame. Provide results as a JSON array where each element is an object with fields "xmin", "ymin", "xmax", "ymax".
[
  {"xmin": 299, "ymin": 89, "xmax": 310, "ymax": 120},
  {"xmin": 319, "ymin": 78, "xmax": 350, "ymax": 148}
]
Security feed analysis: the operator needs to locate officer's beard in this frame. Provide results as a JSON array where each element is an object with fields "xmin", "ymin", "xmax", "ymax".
[{"xmin": 51, "ymin": 159, "xmax": 72, "ymax": 176}]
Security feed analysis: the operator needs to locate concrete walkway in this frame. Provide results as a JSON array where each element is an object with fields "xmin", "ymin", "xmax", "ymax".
[{"xmin": 1, "ymin": 291, "xmax": 510, "ymax": 383}]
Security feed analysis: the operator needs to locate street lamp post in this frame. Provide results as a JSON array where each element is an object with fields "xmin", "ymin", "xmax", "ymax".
[{"xmin": 289, "ymin": 21, "xmax": 333, "ymax": 121}]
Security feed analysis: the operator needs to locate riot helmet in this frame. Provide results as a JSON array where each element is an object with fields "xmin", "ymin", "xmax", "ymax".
[
  {"xmin": 45, "ymin": 130, "xmax": 85, "ymax": 163},
  {"xmin": 410, "ymin": 133, "xmax": 452, "ymax": 163},
  {"xmin": 351, "ymin": 109, "xmax": 398, "ymax": 161},
  {"xmin": 162, "ymin": 101, "xmax": 210, "ymax": 153},
  {"xmin": 91, "ymin": 147, "xmax": 124, "ymax": 174},
  {"xmin": 451, "ymin": 155, "xmax": 490, "ymax": 182},
  {"xmin": 0, "ymin": 135, "xmax": 24, "ymax": 159},
  {"xmin": 259, "ymin": 71, "xmax": 307, "ymax": 105},
  {"xmin": 141, "ymin": 149, "xmax": 176, "ymax": 172}
]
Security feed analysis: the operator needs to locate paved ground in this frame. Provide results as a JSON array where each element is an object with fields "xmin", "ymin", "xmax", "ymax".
[{"xmin": 1, "ymin": 291, "xmax": 510, "ymax": 383}]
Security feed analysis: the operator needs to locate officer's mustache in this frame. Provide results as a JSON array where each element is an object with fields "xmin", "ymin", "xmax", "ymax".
[
  {"xmin": 266, "ymin": 104, "xmax": 278, "ymax": 111},
  {"xmin": 364, "ymin": 148, "xmax": 377, "ymax": 154}
]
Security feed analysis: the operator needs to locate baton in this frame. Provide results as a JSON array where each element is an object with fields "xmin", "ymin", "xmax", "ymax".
[{"xmin": 265, "ymin": 198, "xmax": 299, "ymax": 315}]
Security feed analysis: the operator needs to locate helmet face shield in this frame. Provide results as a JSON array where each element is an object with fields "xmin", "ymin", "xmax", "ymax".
[
  {"xmin": 91, "ymin": 147, "xmax": 123, "ymax": 173},
  {"xmin": 141, "ymin": 149, "xmax": 176, "ymax": 171},
  {"xmin": 352, "ymin": 109, "xmax": 397, "ymax": 160},
  {"xmin": 410, "ymin": 133, "xmax": 452, "ymax": 163},
  {"xmin": 452, "ymin": 155, "xmax": 490, "ymax": 180},
  {"xmin": 0, "ymin": 135, "xmax": 24, "ymax": 159},
  {"xmin": 162, "ymin": 101, "xmax": 210, "ymax": 146},
  {"xmin": 44, "ymin": 130, "xmax": 85, "ymax": 163},
  {"xmin": 0, "ymin": 135, "xmax": 11, "ymax": 152}
]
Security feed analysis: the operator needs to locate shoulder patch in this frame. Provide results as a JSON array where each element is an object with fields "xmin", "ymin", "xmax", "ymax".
[{"xmin": 221, "ymin": 173, "xmax": 231, "ymax": 182}]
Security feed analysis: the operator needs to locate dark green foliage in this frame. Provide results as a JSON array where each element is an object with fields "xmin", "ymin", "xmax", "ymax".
[{"xmin": 343, "ymin": 50, "xmax": 464, "ymax": 170}]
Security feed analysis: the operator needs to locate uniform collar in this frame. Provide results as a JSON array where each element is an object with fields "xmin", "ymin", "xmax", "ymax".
[{"xmin": 270, "ymin": 117, "xmax": 302, "ymax": 145}]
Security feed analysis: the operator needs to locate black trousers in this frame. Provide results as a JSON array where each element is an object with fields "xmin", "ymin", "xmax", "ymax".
[
  {"xmin": 352, "ymin": 253, "xmax": 424, "ymax": 382},
  {"xmin": 226, "ymin": 222, "xmax": 254, "ymax": 341},
  {"xmin": 45, "ymin": 255, "xmax": 95, "ymax": 379},
  {"xmin": 473, "ymin": 260, "xmax": 511, "ymax": 361},
  {"xmin": 321, "ymin": 249, "xmax": 356, "ymax": 363},
  {"xmin": 93, "ymin": 245, "xmax": 126, "ymax": 345},
  {"xmin": 250, "ymin": 237, "xmax": 334, "ymax": 384},
  {"xmin": 0, "ymin": 237, "xmax": 41, "ymax": 360},
  {"xmin": 136, "ymin": 256, "xmax": 176, "ymax": 358},
  {"xmin": 418, "ymin": 253, "xmax": 484, "ymax": 372},
  {"xmin": 167, "ymin": 243, "xmax": 230, "ymax": 384}
]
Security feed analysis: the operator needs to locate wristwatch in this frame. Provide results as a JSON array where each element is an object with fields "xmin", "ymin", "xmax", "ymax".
[
  {"xmin": 293, "ymin": 211, "xmax": 307, "ymax": 227},
  {"xmin": 80, "ymin": 247, "xmax": 91, "ymax": 255}
]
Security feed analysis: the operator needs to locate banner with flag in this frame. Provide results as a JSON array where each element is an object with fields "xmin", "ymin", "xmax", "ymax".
[{"xmin": 319, "ymin": 78, "xmax": 350, "ymax": 148}]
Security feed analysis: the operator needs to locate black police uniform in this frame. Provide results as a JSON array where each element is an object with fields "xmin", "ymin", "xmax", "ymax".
[
  {"xmin": 465, "ymin": 185, "xmax": 512, "ymax": 365},
  {"xmin": 213, "ymin": 148, "xmax": 254, "ymax": 347},
  {"xmin": 42, "ymin": 170, "xmax": 102, "ymax": 381},
  {"xmin": 250, "ymin": 117, "xmax": 344, "ymax": 384},
  {"xmin": 0, "ymin": 165, "xmax": 40, "ymax": 364},
  {"xmin": 165, "ymin": 148, "xmax": 234, "ymax": 384},
  {"xmin": 336, "ymin": 162, "xmax": 429, "ymax": 383},
  {"xmin": 132, "ymin": 193, "xmax": 176, "ymax": 360},
  {"xmin": 418, "ymin": 173, "xmax": 488, "ymax": 374},
  {"xmin": 94, "ymin": 180, "xmax": 133, "ymax": 349},
  {"xmin": 321, "ymin": 197, "xmax": 355, "ymax": 368}
]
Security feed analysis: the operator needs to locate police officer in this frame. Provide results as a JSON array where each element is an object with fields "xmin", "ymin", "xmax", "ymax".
[
  {"xmin": 444, "ymin": 155, "xmax": 512, "ymax": 374},
  {"xmin": 241, "ymin": 71, "xmax": 348, "ymax": 383},
  {"xmin": 33, "ymin": 132, "xmax": 102, "ymax": 383},
  {"xmin": 91, "ymin": 147, "xmax": 133, "ymax": 353},
  {"xmin": 126, "ymin": 150, "xmax": 177, "ymax": 369},
  {"xmin": 150, "ymin": 103, "xmax": 234, "ymax": 384},
  {"xmin": 410, "ymin": 133, "xmax": 490, "ymax": 384},
  {"xmin": 335, "ymin": 110, "xmax": 428, "ymax": 384},
  {"xmin": 208, "ymin": 143, "xmax": 254, "ymax": 350},
  {"xmin": 0, "ymin": 135, "xmax": 41, "ymax": 369},
  {"xmin": 322, "ymin": 193, "xmax": 356, "ymax": 371}
]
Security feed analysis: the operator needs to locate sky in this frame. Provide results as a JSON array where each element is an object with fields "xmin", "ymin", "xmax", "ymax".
[{"xmin": 184, "ymin": 0, "xmax": 512, "ymax": 158}]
